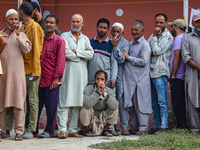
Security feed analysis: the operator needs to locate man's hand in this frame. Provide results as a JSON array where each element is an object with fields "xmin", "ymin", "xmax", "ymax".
[
  {"xmin": 198, "ymin": 72, "xmax": 200, "ymax": 78},
  {"xmin": 32, "ymin": 76, "xmax": 39, "ymax": 81},
  {"xmin": 171, "ymin": 74, "xmax": 176, "ymax": 79},
  {"xmin": 97, "ymin": 81, "xmax": 106, "ymax": 96},
  {"xmin": 122, "ymin": 49, "xmax": 129, "ymax": 59},
  {"xmin": 153, "ymin": 27, "xmax": 162, "ymax": 36},
  {"xmin": 13, "ymin": 24, "xmax": 21, "ymax": 36},
  {"xmin": 51, "ymin": 77, "xmax": 59, "ymax": 89},
  {"xmin": 85, "ymin": 48, "xmax": 92, "ymax": 51},
  {"xmin": 111, "ymin": 37, "xmax": 118, "ymax": 47},
  {"xmin": 108, "ymin": 80, "xmax": 115, "ymax": 89},
  {"xmin": 72, "ymin": 49, "xmax": 76, "ymax": 53}
]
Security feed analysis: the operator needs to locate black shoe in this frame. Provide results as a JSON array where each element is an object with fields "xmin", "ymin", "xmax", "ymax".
[
  {"xmin": 157, "ymin": 128, "xmax": 167, "ymax": 133},
  {"xmin": 148, "ymin": 128, "xmax": 158, "ymax": 134}
]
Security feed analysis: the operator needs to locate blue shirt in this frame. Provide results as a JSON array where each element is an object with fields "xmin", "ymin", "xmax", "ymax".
[{"xmin": 88, "ymin": 37, "xmax": 118, "ymax": 84}]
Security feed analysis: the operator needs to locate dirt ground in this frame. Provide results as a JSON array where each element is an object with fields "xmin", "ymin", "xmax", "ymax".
[{"xmin": 0, "ymin": 131, "xmax": 139, "ymax": 150}]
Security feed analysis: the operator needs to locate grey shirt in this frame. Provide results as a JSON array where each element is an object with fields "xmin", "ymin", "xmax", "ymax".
[
  {"xmin": 113, "ymin": 37, "xmax": 129, "ymax": 99},
  {"xmin": 83, "ymin": 84, "xmax": 119, "ymax": 117},
  {"xmin": 182, "ymin": 31, "xmax": 200, "ymax": 107},
  {"xmin": 123, "ymin": 36, "xmax": 152, "ymax": 113}
]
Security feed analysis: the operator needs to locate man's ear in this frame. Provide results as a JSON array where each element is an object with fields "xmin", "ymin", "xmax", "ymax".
[
  {"xmin": 105, "ymin": 80, "xmax": 108, "ymax": 84},
  {"xmin": 165, "ymin": 21, "xmax": 168, "ymax": 27},
  {"xmin": 192, "ymin": 21, "xmax": 194, "ymax": 26},
  {"xmin": 82, "ymin": 21, "xmax": 84, "ymax": 27}
]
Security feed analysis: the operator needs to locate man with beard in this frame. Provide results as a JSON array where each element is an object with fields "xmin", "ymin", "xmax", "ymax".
[
  {"xmin": 0, "ymin": 9, "xmax": 31, "ymax": 140},
  {"xmin": 87, "ymin": 18, "xmax": 118, "ymax": 135},
  {"xmin": 88, "ymin": 18, "xmax": 118, "ymax": 88},
  {"xmin": 148, "ymin": 13, "xmax": 173, "ymax": 134},
  {"xmin": 30, "ymin": 2, "xmax": 62, "ymax": 36},
  {"xmin": 111, "ymin": 23, "xmax": 130, "ymax": 135},
  {"xmin": 182, "ymin": 14, "xmax": 200, "ymax": 134},
  {"xmin": 168, "ymin": 19, "xmax": 187, "ymax": 129},
  {"xmin": 34, "ymin": 15, "xmax": 65, "ymax": 138},
  {"xmin": 57, "ymin": 14, "xmax": 94, "ymax": 138},
  {"xmin": 123, "ymin": 20, "xmax": 152, "ymax": 135},
  {"xmin": 19, "ymin": 2, "xmax": 44, "ymax": 139}
]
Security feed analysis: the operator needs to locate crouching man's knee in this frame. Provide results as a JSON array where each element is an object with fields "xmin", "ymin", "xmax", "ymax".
[
  {"xmin": 79, "ymin": 107, "xmax": 94, "ymax": 126},
  {"xmin": 106, "ymin": 108, "xmax": 118, "ymax": 125}
]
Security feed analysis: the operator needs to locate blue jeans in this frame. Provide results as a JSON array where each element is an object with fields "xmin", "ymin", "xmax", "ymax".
[{"xmin": 151, "ymin": 76, "xmax": 168, "ymax": 128}]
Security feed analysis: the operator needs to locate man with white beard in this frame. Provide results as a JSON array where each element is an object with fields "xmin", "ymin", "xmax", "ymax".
[{"xmin": 57, "ymin": 14, "xmax": 94, "ymax": 138}]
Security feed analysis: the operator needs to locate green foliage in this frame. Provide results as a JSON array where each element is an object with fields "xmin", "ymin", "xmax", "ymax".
[{"xmin": 89, "ymin": 129, "xmax": 200, "ymax": 150}]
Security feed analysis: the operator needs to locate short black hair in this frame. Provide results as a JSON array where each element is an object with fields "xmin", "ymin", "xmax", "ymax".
[
  {"xmin": 97, "ymin": 18, "xmax": 110, "ymax": 28},
  {"xmin": 31, "ymin": 2, "xmax": 40, "ymax": 12},
  {"xmin": 95, "ymin": 70, "xmax": 107, "ymax": 81},
  {"xmin": 19, "ymin": 2, "xmax": 33, "ymax": 16},
  {"xmin": 45, "ymin": 14, "xmax": 59, "ymax": 24},
  {"xmin": 155, "ymin": 13, "xmax": 168, "ymax": 22}
]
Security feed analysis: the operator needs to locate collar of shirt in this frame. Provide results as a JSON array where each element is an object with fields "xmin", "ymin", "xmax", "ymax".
[
  {"xmin": 192, "ymin": 31, "xmax": 200, "ymax": 38},
  {"xmin": 158, "ymin": 28, "xmax": 168, "ymax": 38},
  {"xmin": 1, "ymin": 29, "xmax": 15, "ymax": 38},
  {"xmin": 69, "ymin": 30, "xmax": 83, "ymax": 41},
  {"xmin": 130, "ymin": 36, "xmax": 144, "ymax": 46},
  {"xmin": 94, "ymin": 36, "xmax": 109, "ymax": 43},
  {"xmin": 44, "ymin": 32, "xmax": 56, "ymax": 41},
  {"xmin": 24, "ymin": 19, "xmax": 34, "ymax": 27}
]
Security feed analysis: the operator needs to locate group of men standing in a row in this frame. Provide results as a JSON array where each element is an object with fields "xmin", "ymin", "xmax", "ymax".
[{"xmin": 1, "ymin": 1, "xmax": 200, "ymax": 141}]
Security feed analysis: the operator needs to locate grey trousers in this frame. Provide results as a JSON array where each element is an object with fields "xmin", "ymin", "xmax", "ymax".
[
  {"xmin": 129, "ymin": 91, "xmax": 150, "ymax": 131},
  {"xmin": 188, "ymin": 99, "xmax": 200, "ymax": 132}
]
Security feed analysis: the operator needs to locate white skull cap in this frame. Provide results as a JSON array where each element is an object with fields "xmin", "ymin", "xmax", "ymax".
[
  {"xmin": 6, "ymin": 9, "xmax": 18, "ymax": 18},
  {"xmin": 112, "ymin": 22, "xmax": 124, "ymax": 32}
]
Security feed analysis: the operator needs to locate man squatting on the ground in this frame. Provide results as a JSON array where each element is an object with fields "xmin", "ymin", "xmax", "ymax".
[{"xmin": 79, "ymin": 70, "xmax": 119, "ymax": 136}]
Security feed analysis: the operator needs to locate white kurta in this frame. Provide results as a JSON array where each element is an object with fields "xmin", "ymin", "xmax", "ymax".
[{"xmin": 59, "ymin": 31, "xmax": 94, "ymax": 107}]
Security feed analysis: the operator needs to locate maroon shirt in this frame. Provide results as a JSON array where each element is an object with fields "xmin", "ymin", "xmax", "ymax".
[{"xmin": 40, "ymin": 33, "xmax": 65, "ymax": 87}]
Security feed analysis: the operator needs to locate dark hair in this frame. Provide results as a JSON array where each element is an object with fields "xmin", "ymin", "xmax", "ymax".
[
  {"xmin": 31, "ymin": 2, "xmax": 40, "ymax": 12},
  {"xmin": 97, "ymin": 18, "xmax": 110, "ymax": 28},
  {"xmin": 45, "ymin": 14, "xmax": 59, "ymax": 24},
  {"xmin": 19, "ymin": 2, "xmax": 33, "ymax": 16},
  {"xmin": 95, "ymin": 70, "xmax": 107, "ymax": 80},
  {"xmin": 174, "ymin": 24, "xmax": 186, "ymax": 32},
  {"xmin": 180, "ymin": 27, "xmax": 186, "ymax": 32},
  {"xmin": 155, "ymin": 13, "xmax": 168, "ymax": 22}
]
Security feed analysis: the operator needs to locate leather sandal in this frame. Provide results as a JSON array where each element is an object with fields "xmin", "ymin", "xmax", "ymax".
[
  {"xmin": 191, "ymin": 130, "xmax": 198, "ymax": 135},
  {"xmin": 101, "ymin": 130, "xmax": 113, "ymax": 137},
  {"xmin": 122, "ymin": 130, "xmax": 131, "ymax": 135},
  {"xmin": 15, "ymin": 133, "xmax": 23, "ymax": 141},
  {"xmin": 136, "ymin": 131, "xmax": 148, "ymax": 135},
  {"xmin": 68, "ymin": 132, "xmax": 83, "ymax": 138},
  {"xmin": 58, "ymin": 131, "xmax": 67, "ymax": 139},
  {"xmin": 128, "ymin": 129, "xmax": 138, "ymax": 135},
  {"xmin": 83, "ymin": 130, "xmax": 95, "ymax": 137}
]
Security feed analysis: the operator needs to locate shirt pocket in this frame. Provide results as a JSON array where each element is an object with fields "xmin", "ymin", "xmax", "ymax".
[
  {"xmin": 45, "ymin": 49, "xmax": 55, "ymax": 59},
  {"xmin": 102, "ymin": 56, "xmax": 110, "ymax": 70}
]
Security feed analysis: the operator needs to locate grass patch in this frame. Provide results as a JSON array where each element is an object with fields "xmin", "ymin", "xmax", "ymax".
[{"xmin": 89, "ymin": 129, "xmax": 200, "ymax": 150}]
